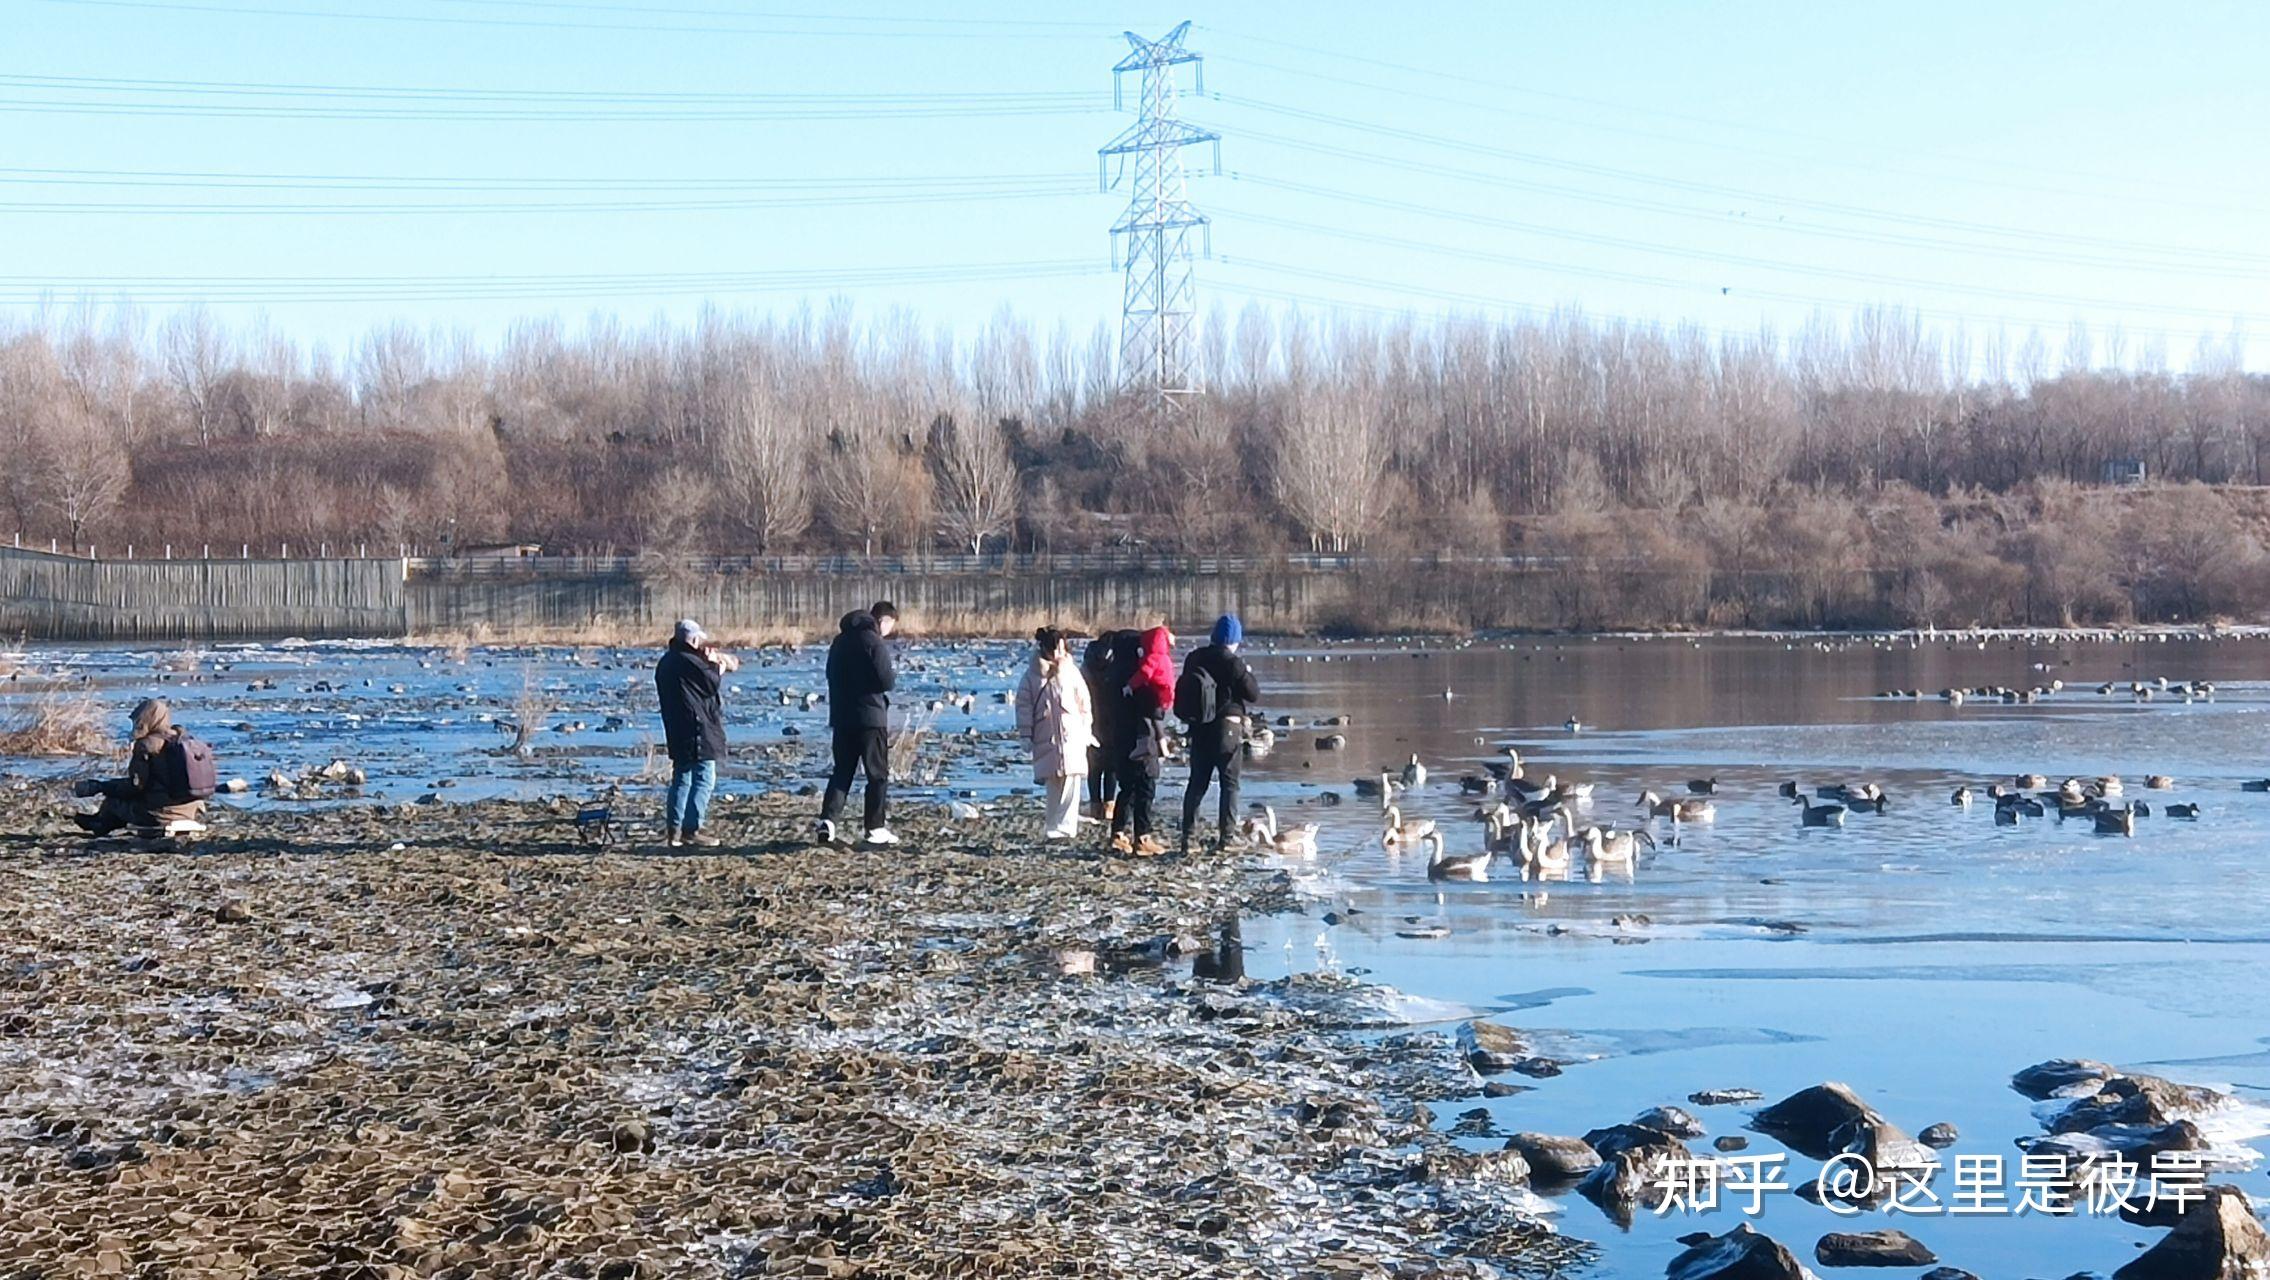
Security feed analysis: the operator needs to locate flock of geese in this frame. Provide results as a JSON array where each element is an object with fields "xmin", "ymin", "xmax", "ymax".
[
  {"xmin": 1887, "ymin": 676, "xmax": 2218, "ymax": 707},
  {"xmin": 1235, "ymin": 741, "xmax": 2245, "ymax": 883}
]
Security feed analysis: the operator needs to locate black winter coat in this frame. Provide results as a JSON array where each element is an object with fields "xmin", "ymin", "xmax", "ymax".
[
  {"xmin": 1181, "ymin": 642, "xmax": 1261, "ymax": 756},
  {"xmin": 656, "ymin": 640, "xmax": 726, "ymax": 764},
  {"xmin": 826, "ymin": 611, "xmax": 896, "ymax": 730}
]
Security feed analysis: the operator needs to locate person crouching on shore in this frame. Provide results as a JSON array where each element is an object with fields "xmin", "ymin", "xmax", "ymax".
[
  {"xmin": 72, "ymin": 698, "xmax": 215, "ymax": 835},
  {"xmin": 1016, "ymin": 626, "xmax": 1095, "ymax": 842},
  {"xmin": 655, "ymin": 618, "xmax": 736, "ymax": 848}
]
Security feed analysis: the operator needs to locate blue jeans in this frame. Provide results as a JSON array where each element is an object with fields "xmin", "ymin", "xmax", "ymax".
[{"xmin": 667, "ymin": 759, "xmax": 716, "ymax": 834}]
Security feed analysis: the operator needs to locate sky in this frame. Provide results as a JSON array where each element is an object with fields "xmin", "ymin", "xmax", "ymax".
[{"xmin": 8, "ymin": 0, "xmax": 2270, "ymax": 371}]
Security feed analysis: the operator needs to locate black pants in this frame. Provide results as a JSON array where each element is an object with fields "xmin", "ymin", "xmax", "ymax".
[
  {"xmin": 1181, "ymin": 742, "xmax": 1241, "ymax": 847},
  {"xmin": 1112, "ymin": 759, "xmax": 1156, "ymax": 838},
  {"xmin": 821, "ymin": 725, "xmax": 889, "ymax": 832},
  {"xmin": 1086, "ymin": 744, "xmax": 1118, "ymax": 809}
]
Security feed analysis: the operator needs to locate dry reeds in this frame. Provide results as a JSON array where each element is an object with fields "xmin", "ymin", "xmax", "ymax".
[
  {"xmin": 888, "ymin": 707, "xmax": 942, "ymax": 786},
  {"xmin": 0, "ymin": 685, "xmax": 110, "ymax": 757}
]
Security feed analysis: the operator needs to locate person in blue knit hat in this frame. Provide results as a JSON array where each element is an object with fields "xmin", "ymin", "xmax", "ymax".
[{"xmin": 1175, "ymin": 613, "xmax": 1261, "ymax": 853}]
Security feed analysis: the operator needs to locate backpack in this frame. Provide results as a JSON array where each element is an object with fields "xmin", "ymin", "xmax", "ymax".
[
  {"xmin": 1174, "ymin": 664, "xmax": 1219, "ymax": 726},
  {"xmin": 156, "ymin": 732, "xmax": 218, "ymax": 802}
]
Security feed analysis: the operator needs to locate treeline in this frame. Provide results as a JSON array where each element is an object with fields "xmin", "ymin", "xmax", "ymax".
[{"xmin": 2, "ymin": 301, "xmax": 2267, "ymax": 628}]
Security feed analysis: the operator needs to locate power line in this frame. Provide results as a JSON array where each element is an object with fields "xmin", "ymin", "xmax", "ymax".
[
  {"xmin": 0, "ymin": 259, "xmax": 1109, "ymax": 305},
  {"xmin": 0, "ymin": 165, "xmax": 1087, "ymax": 192},
  {"xmin": 1217, "ymin": 128, "xmax": 2270, "ymax": 277},
  {"xmin": 36, "ymin": 0, "xmax": 1113, "ymax": 40},
  {"xmin": 0, "ymin": 185, "xmax": 1091, "ymax": 216},
  {"xmin": 1100, "ymin": 21, "xmax": 1217, "ymax": 412},
  {"xmin": 1201, "ymin": 24, "xmax": 2270, "ymax": 210},
  {"xmin": 1222, "ymin": 177, "xmax": 2270, "ymax": 325},
  {"xmin": 1209, "ymin": 94, "xmax": 2270, "ymax": 267}
]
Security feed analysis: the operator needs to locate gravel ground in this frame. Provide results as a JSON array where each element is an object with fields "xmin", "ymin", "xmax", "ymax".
[{"xmin": 0, "ymin": 791, "xmax": 1589, "ymax": 1280}]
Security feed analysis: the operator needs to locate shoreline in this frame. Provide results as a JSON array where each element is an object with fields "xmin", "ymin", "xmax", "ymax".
[{"xmin": 0, "ymin": 793, "xmax": 1590, "ymax": 1278}]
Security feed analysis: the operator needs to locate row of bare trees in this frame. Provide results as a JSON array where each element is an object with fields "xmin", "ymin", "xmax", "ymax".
[{"xmin": 0, "ymin": 298, "xmax": 2265, "ymax": 623}]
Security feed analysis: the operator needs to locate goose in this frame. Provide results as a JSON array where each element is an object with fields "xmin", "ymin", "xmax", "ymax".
[
  {"xmin": 1686, "ymin": 777, "xmax": 1718, "ymax": 795},
  {"xmin": 2145, "ymin": 775, "xmax": 2174, "ymax": 790},
  {"xmin": 1584, "ymin": 825, "xmax": 1657, "ymax": 864},
  {"xmin": 2017, "ymin": 773, "xmax": 2049, "ymax": 790},
  {"xmin": 1423, "ymin": 831, "xmax": 1493, "ymax": 882},
  {"xmin": 1402, "ymin": 754, "xmax": 1428, "ymax": 788},
  {"xmin": 1459, "ymin": 773, "xmax": 1498, "ymax": 796},
  {"xmin": 1381, "ymin": 805, "xmax": 1438, "ymax": 849},
  {"xmin": 2093, "ymin": 805, "xmax": 2137, "ymax": 837},
  {"xmin": 1242, "ymin": 725, "xmax": 1277, "ymax": 760},
  {"xmin": 1524, "ymin": 814, "xmax": 1575, "ymax": 881},
  {"xmin": 1998, "ymin": 794, "xmax": 2048, "ymax": 818},
  {"xmin": 2244, "ymin": 780, "xmax": 2270, "ymax": 793},
  {"xmin": 1243, "ymin": 806, "xmax": 1319, "ymax": 859},
  {"xmin": 1564, "ymin": 715, "xmax": 1583, "ymax": 733},
  {"xmin": 2167, "ymin": 802, "xmax": 2202, "ymax": 819},
  {"xmin": 1554, "ymin": 780, "xmax": 1597, "ymax": 805},
  {"xmin": 1950, "ymin": 785, "xmax": 1973, "ymax": 808},
  {"xmin": 1352, "ymin": 772, "xmax": 1399, "ymax": 805},
  {"xmin": 1778, "ymin": 780, "xmax": 1801, "ymax": 799},
  {"xmin": 1504, "ymin": 747, "xmax": 1525, "ymax": 780},
  {"xmin": 2093, "ymin": 776, "xmax": 2124, "ymax": 798},
  {"xmin": 1794, "ymin": 795, "xmax": 1848, "ymax": 827},
  {"xmin": 1639, "ymin": 790, "xmax": 1715, "ymax": 822}
]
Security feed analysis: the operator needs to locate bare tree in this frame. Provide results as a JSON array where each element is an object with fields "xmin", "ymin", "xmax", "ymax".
[
  {"xmin": 929, "ymin": 399, "xmax": 1018, "ymax": 555},
  {"xmin": 163, "ymin": 305, "xmax": 230, "ymax": 447},
  {"xmin": 715, "ymin": 379, "xmax": 812, "ymax": 552},
  {"xmin": 37, "ymin": 405, "xmax": 128, "ymax": 551},
  {"xmin": 1272, "ymin": 383, "xmax": 1390, "ymax": 554}
]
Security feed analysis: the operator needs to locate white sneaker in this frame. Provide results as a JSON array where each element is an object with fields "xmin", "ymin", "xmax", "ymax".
[
  {"xmin": 816, "ymin": 819, "xmax": 837, "ymax": 845},
  {"xmin": 863, "ymin": 827, "xmax": 901, "ymax": 846}
]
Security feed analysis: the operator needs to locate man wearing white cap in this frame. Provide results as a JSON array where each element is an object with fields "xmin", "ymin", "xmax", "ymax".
[{"xmin": 655, "ymin": 618, "xmax": 736, "ymax": 847}]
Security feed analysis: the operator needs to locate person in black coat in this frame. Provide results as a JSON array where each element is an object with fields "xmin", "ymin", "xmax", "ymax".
[
  {"xmin": 1178, "ymin": 613, "xmax": 1262, "ymax": 852},
  {"xmin": 1081, "ymin": 630, "xmax": 1126, "ymax": 820},
  {"xmin": 820, "ymin": 600, "xmax": 899, "ymax": 845},
  {"xmin": 656, "ymin": 618, "xmax": 735, "ymax": 847}
]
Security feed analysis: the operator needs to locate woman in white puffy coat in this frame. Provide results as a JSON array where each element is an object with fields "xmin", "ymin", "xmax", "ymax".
[{"xmin": 1016, "ymin": 626, "xmax": 1096, "ymax": 841}]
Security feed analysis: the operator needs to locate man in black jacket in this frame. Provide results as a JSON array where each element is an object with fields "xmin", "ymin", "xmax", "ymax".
[
  {"xmin": 656, "ymin": 618, "xmax": 735, "ymax": 848},
  {"xmin": 1179, "ymin": 613, "xmax": 1262, "ymax": 853},
  {"xmin": 820, "ymin": 600, "xmax": 899, "ymax": 845}
]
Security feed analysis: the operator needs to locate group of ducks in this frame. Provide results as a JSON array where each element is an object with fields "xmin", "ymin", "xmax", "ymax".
[
  {"xmin": 1952, "ymin": 772, "xmax": 2199, "ymax": 835},
  {"xmin": 1890, "ymin": 676, "xmax": 2218, "ymax": 707}
]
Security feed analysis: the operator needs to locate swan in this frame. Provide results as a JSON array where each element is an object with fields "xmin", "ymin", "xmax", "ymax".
[{"xmin": 1382, "ymin": 804, "xmax": 1438, "ymax": 849}]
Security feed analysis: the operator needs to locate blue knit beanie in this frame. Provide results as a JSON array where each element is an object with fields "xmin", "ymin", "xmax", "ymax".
[{"xmin": 1212, "ymin": 614, "xmax": 1243, "ymax": 646}]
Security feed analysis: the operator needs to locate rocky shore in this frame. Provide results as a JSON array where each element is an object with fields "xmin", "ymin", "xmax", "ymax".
[{"xmin": 0, "ymin": 792, "xmax": 1588, "ymax": 1280}]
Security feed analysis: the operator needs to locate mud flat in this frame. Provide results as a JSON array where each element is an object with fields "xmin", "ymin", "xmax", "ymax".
[{"xmin": 0, "ymin": 794, "xmax": 1585, "ymax": 1279}]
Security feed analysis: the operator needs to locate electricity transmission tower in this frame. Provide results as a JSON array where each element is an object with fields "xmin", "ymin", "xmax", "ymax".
[{"xmin": 1099, "ymin": 21, "xmax": 1219, "ymax": 414}]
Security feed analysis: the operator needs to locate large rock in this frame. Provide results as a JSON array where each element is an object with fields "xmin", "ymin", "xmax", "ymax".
[
  {"xmin": 1667, "ymin": 1224, "xmax": 1818, "ymax": 1280},
  {"xmin": 1460, "ymin": 1019, "xmax": 1527, "ymax": 1072},
  {"xmin": 2024, "ymin": 1119, "xmax": 2208, "ymax": 1166},
  {"xmin": 1752, "ymin": 1083, "xmax": 1881, "ymax": 1158},
  {"xmin": 2051, "ymin": 1073, "xmax": 2227, "ymax": 1135},
  {"xmin": 1814, "ymin": 1230, "xmax": 1937, "ymax": 1267},
  {"xmin": 1504, "ymin": 1132, "xmax": 1600, "ymax": 1181},
  {"xmin": 1636, "ymin": 1104, "xmax": 1708, "ymax": 1139},
  {"xmin": 2113, "ymin": 1186, "xmax": 2270, "ymax": 1280},
  {"xmin": 1577, "ymin": 1128, "xmax": 1694, "ymax": 1226},
  {"xmin": 2013, "ymin": 1058, "xmax": 2117, "ymax": 1100}
]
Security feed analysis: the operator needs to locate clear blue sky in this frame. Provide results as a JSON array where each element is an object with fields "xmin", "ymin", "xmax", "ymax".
[{"xmin": 9, "ymin": 0, "xmax": 2268, "ymax": 371}]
